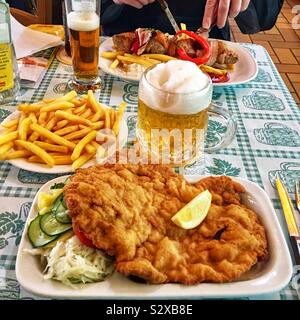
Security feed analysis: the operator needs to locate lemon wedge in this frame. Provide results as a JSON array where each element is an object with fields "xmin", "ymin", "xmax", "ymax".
[{"xmin": 171, "ymin": 190, "xmax": 212, "ymax": 229}]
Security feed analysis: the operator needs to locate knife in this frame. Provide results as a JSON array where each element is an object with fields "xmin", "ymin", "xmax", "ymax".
[
  {"xmin": 276, "ymin": 178, "xmax": 300, "ymax": 265},
  {"xmin": 157, "ymin": 0, "xmax": 180, "ymax": 33}
]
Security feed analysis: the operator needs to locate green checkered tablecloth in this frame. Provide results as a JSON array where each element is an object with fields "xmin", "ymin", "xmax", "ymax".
[{"xmin": 0, "ymin": 44, "xmax": 300, "ymax": 300}]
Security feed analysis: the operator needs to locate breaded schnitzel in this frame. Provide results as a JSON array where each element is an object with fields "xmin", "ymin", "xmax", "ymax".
[{"xmin": 64, "ymin": 164, "xmax": 268, "ymax": 285}]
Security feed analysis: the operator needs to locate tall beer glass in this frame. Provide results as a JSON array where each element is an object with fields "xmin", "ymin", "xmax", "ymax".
[
  {"xmin": 137, "ymin": 61, "xmax": 237, "ymax": 165},
  {"xmin": 65, "ymin": 0, "xmax": 101, "ymax": 92}
]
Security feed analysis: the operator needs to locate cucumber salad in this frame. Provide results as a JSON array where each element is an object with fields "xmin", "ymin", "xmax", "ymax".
[{"xmin": 26, "ymin": 180, "xmax": 114, "ymax": 288}]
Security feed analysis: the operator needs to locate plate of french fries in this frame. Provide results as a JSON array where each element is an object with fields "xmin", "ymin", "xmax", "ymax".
[
  {"xmin": 0, "ymin": 90, "xmax": 128, "ymax": 173},
  {"xmin": 99, "ymin": 37, "xmax": 258, "ymax": 86}
]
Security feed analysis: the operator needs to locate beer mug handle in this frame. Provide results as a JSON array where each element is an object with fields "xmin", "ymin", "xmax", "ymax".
[{"xmin": 205, "ymin": 104, "xmax": 237, "ymax": 153}]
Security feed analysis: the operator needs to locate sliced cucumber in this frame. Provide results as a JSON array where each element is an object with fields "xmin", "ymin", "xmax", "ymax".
[
  {"xmin": 43, "ymin": 229, "xmax": 74, "ymax": 249},
  {"xmin": 55, "ymin": 209, "xmax": 71, "ymax": 224},
  {"xmin": 54, "ymin": 201, "xmax": 65, "ymax": 214},
  {"xmin": 40, "ymin": 212, "xmax": 72, "ymax": 236},
  {"xmin": 61, "ymin": 197, "xmax": 67, "ymax": 208},
  {"xmin": 52, "ymin": 194, "xmax": 71, "ymax": 224},
  {"xmin": 53, "ymin": 199, "xmax": 66, "ymax": 215},
  {"xmin": 27, "ymin": 215, "xmax": 58, "ymax": 247},
  {"xmin": 51, "ymin": 193, "xmax": 64, "ymax": 213}
]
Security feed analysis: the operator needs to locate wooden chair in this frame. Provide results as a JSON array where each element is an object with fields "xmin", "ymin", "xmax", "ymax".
[{"xmin": 10, "ymin": 0, "xmax": 52, "ymax": 26}]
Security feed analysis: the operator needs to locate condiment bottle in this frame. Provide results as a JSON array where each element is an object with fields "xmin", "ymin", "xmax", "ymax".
[
  {"xmin": 0, "ymin": 0, "xmax": 20, "ymax": 104},
  {"xmin": 62, "ymin": 0, "xmax": 71, "ymax": 56}
]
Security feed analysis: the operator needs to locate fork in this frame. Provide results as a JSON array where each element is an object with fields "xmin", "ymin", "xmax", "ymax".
[
  {"xmin": 196, "ymin": 23, "xmax": 216, "ymax": 37},
  {"xmin": 296, "ymin": 181, "xmax": 300, "ymax": 214}
]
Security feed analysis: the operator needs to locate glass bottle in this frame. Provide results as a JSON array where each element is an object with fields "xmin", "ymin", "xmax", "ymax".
[
  {"xmin": 0, "ymin": 0, "xmax": 20, "ymax": 104},
  {"xmin": 62, "ymin": 0, "xmax": 71, "ymax": 56}
]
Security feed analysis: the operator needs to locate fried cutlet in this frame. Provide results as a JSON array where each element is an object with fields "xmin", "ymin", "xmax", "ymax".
[{"xmin": 64, "ymin": 164, "xmax": 268, "ymax": 285}]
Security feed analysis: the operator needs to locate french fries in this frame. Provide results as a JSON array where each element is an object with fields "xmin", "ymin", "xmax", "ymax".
[
  {"xmin": 102, "ymin": 50, "xmax": 178, "ymax": 70},
  {"xmin": 101, "ymin": 51, "xmax": 125, "ymax": 59},
  {"xmin": 110, "ymin": 59, "xmax": 119, "ymax": 69},
  {"xmin": 18, "ymin": 104, "xmax": 44, "ymax": 112},
  {"xmin": 4, "ymin": 150, "xmax": 32, "ymax": 159},
  {"xmin": 33, "ymin": 141, "xmax": 69, "ymax": 153},
  {"xmin": 0, "ymin": 90, "xmax": 125, "ymax": 170},
  {"xmin": 104, "ymin": 110, "xmax": 111, "ymax": 129},
  {"xmin": 85, "ymin": 143, "xmax": 96, "ymax": 154},
  {"xmin": 63, "ymin": 127, "xmax": 91, "ymax": 141},
  {"xmin": 124, "ymin": 53, "xmax": 161, "ymax": 64},
  {"xmin": 140, "ymin": 53, "xmax": 177, "ymax": 62},
  {"xmin": 55, "ymin": 110, "xmax": 92, "ymax": 126},
  {"xmin": 71, "ymin": 130, "xmax": 97, "ymax": 161},
  {"xmin": 0, "ymin": 131, "xmax": 18, "ymax": 146},
  {"xmin": 28, "ymin": 154, "xmax": 73, "ymax": 165},
  {"xmin": 15, "ymin": 140, "xmax": 55, "ymax": 167},
  {"xmin": 18, "ymin": 118, "xmax": 31, "ymax": 141},
  {"xmin": 200, "ymin": 65, "xmax": 228, "ymax": 76},
  {"xmin": 113, "ymin": 102, "xmax": 127, "ymax": 136},
  {"xmin": 30, "ymin": 123, "xmax": 76, "ymax": 150},
  {"xmin": 0, "ymin": 142, "xmax": 14, "ymax": 160},
  {"xmin": 2, "ymin": 118, "xmax": 19, "ymax": 128},
  {"xmin": 117, "ymin": 55, "xmax": 153, "ymax": 68},
  {"xmin": 101, "ymin": 48, "xmax": 230, "ymax": 79},
  {"xmin": 54, "ymin": 125, "xmax": 79, "ymax": 136},
  {"xmin": 87, "ymin": 90, "xmax": 105, "ymax": 116},
  {"xmin": 72, "ymin": 152, "xmax": 95, "ymax": 170},
  {"xmin": 40, "ymin": 101, "xmax": 74, "ymax": 113}
]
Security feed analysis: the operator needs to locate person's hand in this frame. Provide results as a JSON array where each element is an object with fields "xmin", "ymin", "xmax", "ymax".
[
  {"xmin": 203, "ymin": 0, "xmax": 250, "ymax": 29},
  {"xmin": 113, "ymin": 0, "xmax": 155, "ymax": 9}
]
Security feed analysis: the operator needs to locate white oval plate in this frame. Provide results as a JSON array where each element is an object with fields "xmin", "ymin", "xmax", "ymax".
[
  {"xmin": 0, "ymin": 107, "xmax": 128, "ymax": 174},
  {"xmin": 99, "ymin": 37, "xmax": 258, "ymax": 86},
  {"xmin": 16, "ymin": 175, "xmax": 292, "ymax": 299}
]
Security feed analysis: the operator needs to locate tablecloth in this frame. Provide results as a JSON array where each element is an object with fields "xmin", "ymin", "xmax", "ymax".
[{"xmin": 0, "ymin": 44, "xmax": 299, "ymax": 300}]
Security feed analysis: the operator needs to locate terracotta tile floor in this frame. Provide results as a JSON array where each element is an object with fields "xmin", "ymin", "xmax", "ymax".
[{"xmin": 230, "ymin": 0, "xmax": 300, "ymax": 109}]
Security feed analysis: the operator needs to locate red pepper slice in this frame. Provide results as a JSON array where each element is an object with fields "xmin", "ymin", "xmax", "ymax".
[
  {"xmin": 131, "ymin": 39, "xmax": 139, "ymax": 54},
  {"xmin": 208, "ymin": 72, "xmax": 230, "ymax": 83},
  {"xmin": 175, "ymin": 30, "xmax": 212, "ymax": 65},
  {"xmin": 130, "ymin": 30, "xmax": 140, "ymax": 54}
]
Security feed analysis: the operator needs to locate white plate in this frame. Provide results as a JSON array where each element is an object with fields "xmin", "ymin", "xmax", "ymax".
[
  {"xmin": 99, "ymin": 37, "xmax": 258, "ymax": 86},
  {"xmin": 0, "ymin": 107, "xmax": 128, "ymax": 174},
  {"xmin": 16, "ymin": 175, "xmax": 292, "ymax": 299}
]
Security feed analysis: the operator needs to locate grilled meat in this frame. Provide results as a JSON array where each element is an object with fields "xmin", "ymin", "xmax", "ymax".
[
  {"xmin": 145, "ymin": 30, "xmax": 169, "ymax": 54},
  {"xmin": 112, "ymin": 32, "xmax": 135, "ymax": 52},
  {"xmin": 216, "ymin": 41, "xmax": 238, "ymax": 65},
  {"xmin": 111, "ymin": 28, "xmax": 239, "ymax": 66}
]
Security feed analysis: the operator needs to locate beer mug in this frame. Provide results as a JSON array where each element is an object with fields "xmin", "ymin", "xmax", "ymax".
[
  {"xmin": 65, "ymin": 0, "xmax": 101, "ymax": 92},
  {"xmin": 137, "ymin": 61, "xmax": 237, "ymax": 165}
]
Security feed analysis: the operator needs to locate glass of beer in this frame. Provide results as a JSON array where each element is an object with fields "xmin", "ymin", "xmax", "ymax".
[
  {"xmin": 137, "ymin": 60, "xmax": 237, "ymax": 165},
  {"xmin": 65, "ymin": 0, "xmax": 101, "ymax": 92}
]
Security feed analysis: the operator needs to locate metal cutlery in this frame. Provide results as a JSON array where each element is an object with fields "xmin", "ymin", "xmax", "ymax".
[
  {"xmin": 157, "ymin": 0, "xmax": 180, "ymax": 33},
  {"xmin": 295, "ymin": 180, "xmax": 300, "ymax": 214},
  {"xmin": 276, "ymin": 178, "xmax": 300, "ymax": 265}
]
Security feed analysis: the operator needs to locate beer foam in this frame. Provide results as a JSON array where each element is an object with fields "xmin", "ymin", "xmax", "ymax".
[
  {"xmin": 139, "ymin": 60, "xmax": 212, "ymax": 115},
  {"xmin": 67, "ymin": 11, "xmax": 99, "ymax": 32}
]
